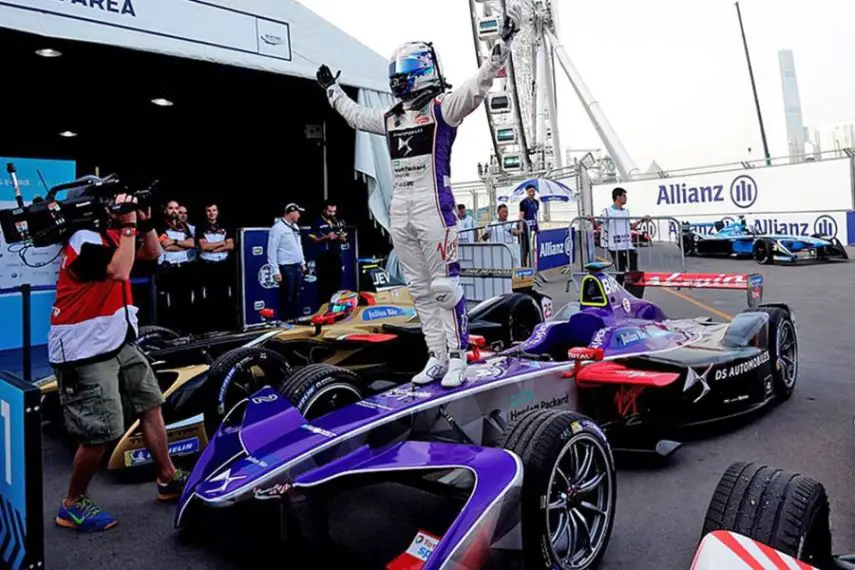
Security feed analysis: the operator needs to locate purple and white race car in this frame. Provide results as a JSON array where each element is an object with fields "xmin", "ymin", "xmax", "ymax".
[{"xmin": 174, "ymin": 262, "xmax": 795, "ymax": 570}]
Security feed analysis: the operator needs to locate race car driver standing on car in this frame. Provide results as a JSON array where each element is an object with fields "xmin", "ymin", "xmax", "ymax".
[
  {"xmin": 316, "ymin": 3, "xmax": 522, "ymax": 388},
  {"xmin": 48, "ymin": 194, "xmax": 188, "ymax": 532}
]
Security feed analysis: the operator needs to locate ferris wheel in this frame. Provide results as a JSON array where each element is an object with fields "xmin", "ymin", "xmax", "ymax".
[{"xmin": 468, "ymin": 0, "xmax": 640, "ymax": 182}]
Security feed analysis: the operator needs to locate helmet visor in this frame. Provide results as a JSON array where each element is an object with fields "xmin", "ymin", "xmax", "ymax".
[{"xmin": 389, "ymin": 54, "xmax": 432, "ymax": 77}]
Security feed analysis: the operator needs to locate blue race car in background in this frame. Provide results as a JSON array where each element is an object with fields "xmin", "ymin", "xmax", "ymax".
[{"xmin": 680, "ymin": 216, "xmax": 848, "ymax": 264}]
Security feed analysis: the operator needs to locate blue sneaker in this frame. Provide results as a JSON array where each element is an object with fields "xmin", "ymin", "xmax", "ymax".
[{"xmin": 55, "ymin": 496, "xmax": 117, "ymax": 532}]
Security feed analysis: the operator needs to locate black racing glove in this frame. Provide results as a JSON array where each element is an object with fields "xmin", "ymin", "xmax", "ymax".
[{"xmin": 316, "ymin": 65, "xmax": 341, "ymax": 89}]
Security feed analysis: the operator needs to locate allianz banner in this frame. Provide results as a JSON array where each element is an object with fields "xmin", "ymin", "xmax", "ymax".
[
  {"xmin": 536, "ymin": 227, "xmax": 574, "ymax": 271},
  {"xmin": 592, "ymin": 158, "xmax": 854, "ymax": 217},
  {"xmin": 673, "ymin": 211, "xmax": 851, "ymax": 245}
]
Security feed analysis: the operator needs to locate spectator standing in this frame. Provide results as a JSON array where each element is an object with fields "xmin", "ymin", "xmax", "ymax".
[
  {"xmin": 599, "ymin": 187, "xmax": 649, "ymax": 290},
  {"xmin": 157, "ymin": 200, "xmax": 196, "ymax": 332},
  {"xmin": 49, "ymin": 194, "xmax": 187, "ymax": 532},
  {"xmin": 456, "ymin": 204, "xmax": 476, "ymax": 243},
  {"xmin": 197, "ymin": 202, "xmax": 235, "ymax": 330},
  {"xmin": 267, "ymin": 203, "xmax": 307, "ymax": 321},
  {"xmin": 518, "ymin": 185, "xmax": 539, "ymax": 265},
  {"xmin": 309, "ymin": 200, "xmax": 346, "ymax": 305},
  {"xmin": 481, "ymin": 203, "xmax": 522, "ymax": 265}
]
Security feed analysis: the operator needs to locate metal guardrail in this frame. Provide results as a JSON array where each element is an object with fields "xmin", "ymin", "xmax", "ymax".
[
  {"xmin": 458, "ymin": 219, "xmax": 537, "ymax": 268},
  {"xmin": 564, "ymin": 215, "xmax": 686, "ymax": 292}
]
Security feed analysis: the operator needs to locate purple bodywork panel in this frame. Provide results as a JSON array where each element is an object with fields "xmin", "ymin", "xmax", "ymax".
[
  {"xmin": 177, "ymin": 355, "xmax": 569, "ymax": 522},
  {"xmin": 294, "ymin": 441, "xmax": 522, "ymax": 569},
  {"xmin": 514, "ymin": 271, "xmax": 701, "ymax": 360}
]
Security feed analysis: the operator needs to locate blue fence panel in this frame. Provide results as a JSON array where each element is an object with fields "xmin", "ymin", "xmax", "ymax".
[{"xmin": 239, "ymin": 227, "xmax": 358, "ymax": 328}]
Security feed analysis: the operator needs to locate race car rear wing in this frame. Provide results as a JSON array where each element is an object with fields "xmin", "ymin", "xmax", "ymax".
[{"xmin": 623, "ymin": 271, "xmax": 764, "ymax": 308}]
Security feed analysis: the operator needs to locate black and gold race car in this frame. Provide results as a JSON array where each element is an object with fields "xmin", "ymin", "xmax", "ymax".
[{"xmin": 37, "ymin": 266, "xmax": 550, "ymax": 473}]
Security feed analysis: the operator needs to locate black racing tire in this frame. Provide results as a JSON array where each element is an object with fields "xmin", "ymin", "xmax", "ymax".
[
  {"xmin": 701, "ymin": 461, "xmax": 832, "ymax": 567},
  {"xmin": 753, "ymin": 238, "xmax": 775, "ymax": 265},
  {"xmin": 498, "ymin": 409, "xmax": 616, "ymax": 570},
  {"xmin": 204, "ymin": 346, "xmax": 293, "ymax": 435},
  {"xmin": 134, "ymin": 325, "xmax": 181, "ymax": 352},
  {"xmin": 507, "ymin": 295, "xmax": 544, "ymax": 345},
  {"xmin": 278, "ymin": 363, "xmax": 364, "ymax": 421},
  {"xmin": 747, "ymin": 307, "xmax": 798, "ymax": 400}
]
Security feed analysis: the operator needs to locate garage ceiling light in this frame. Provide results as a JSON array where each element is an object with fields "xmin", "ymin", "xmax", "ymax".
[
  {"xmin": 59, "ymin": 131, "xmax": 77, "ymax": 138},
  {"xmin": 36, "ymin": 48, "xmax": 62, "ymax": 58},
  {"xmin": 151, "ymin": 97, "xmax": 174, "ymax": 107}
]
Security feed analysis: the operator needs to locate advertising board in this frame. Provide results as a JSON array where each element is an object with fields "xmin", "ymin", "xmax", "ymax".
[
  {"xmin": 0, "ymin": 157, "xmax": 77, "ymax": 350},
  {"xmin": 0, "ymin": 371, "xmax": 44, "ymax": 570},
  {"xmin": 592, "ymin": 158, "xmax": 854, "ymax": 217},
  {"xmin": 535, "ymin": 227, "xmax": 573, "ymax": 271},
  {"xmin": 670, "ymin": 211, "xmax": 850, "ymax": 244},
  {"xmin": 238, "ymin": 227, "xmax": 358, "ymax": 328}
]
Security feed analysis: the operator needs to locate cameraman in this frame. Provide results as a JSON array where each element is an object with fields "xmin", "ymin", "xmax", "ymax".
[
  {"xmin": 49, "ymin": 194, "xmax": 188, "ymax": 532},
  {"xmin": 309, "ymin": 201, "xmax": 346, "ymax": 304}
]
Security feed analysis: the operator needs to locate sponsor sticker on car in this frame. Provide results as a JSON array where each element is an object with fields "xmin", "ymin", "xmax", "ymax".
[
  {"xmin": 124, "ymin": 437, "xmax": 200, "ymax": 467},
  {"xmin": 301, "ymin": 424, "xmax": 336, "ymax": 438},
  {"xmin": 356, "ymin": 400, "xmax": 394, "ymax": 412},
  {"xmin": 405, "ymin": 530, "xmax": 440, "ymax": 561},
  {"xmin": 713, "ymin": 351, "xmax": 769, "ymax": 381},
  {"xmin": 253, "ymin": 482, "xmax": 291, "ymax": 500},
  {"xmin": 509, "ymin": 394, "xmax": 569, "ymax": 422}
]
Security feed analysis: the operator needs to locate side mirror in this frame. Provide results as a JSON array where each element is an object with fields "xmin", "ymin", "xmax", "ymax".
[
  {"xmin": 568, "ymin": 347, "xmax": 604, "ymax": 361},
  {"xmin": 564, "ymin": 347, "xmax": 605, "ymax": 378},
  {"xmin": 467, "ymin": 334, "xmax": 487, "ymax": 362}
]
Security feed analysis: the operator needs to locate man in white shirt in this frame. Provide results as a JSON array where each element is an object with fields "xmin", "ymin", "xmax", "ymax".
[
  {"xmin": 481, "ymin": 204, "xmax": 522, "ymax": 265},
  {"xmin": 599, "ymin": 187, "xmax": 649, "ymax": 290},
  {"xmin": 267, "ymin": 203, "xmax": 307, "ymax": 321},
  {"xmin": 456, "ymin": 203, "xmax": 476, "ymax": 244}
]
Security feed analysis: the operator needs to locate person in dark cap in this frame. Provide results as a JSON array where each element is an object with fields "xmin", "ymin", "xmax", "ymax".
[{"xmin": 267, "ymin": 202, "xmax": 306, "ymax": 321}]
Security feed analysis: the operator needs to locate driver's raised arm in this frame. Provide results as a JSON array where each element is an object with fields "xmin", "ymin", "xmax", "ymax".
[
  {"xmin": 317, "ymin": 65, "xmax": 386, "ymax": 135},
  {"xmin": 440, "ymin": 40, "xmax": 511, "ymax": 127},
  {"xmin": 440, "ymin": 3, "xmax": 521, "ymax": 127}
]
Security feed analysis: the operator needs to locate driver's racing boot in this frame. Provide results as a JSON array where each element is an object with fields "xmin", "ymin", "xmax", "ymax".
[
  {"xmin": 412, "ymin": 351, "xmax": 448, "ymax": 385},
  {"xmin": 441, "ymin": 352, "xmax": 467, "ymax": 388}
]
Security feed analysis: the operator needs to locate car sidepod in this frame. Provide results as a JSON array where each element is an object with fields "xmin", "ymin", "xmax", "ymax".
[{"xmin": 574, "ymin": 316, "xmax": 783, "ymax": 436}]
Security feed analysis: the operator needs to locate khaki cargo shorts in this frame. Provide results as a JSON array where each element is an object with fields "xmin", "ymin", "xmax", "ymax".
[{"xmin": 54, "ymin": 343, "xmax": 165, "ymax": 445}]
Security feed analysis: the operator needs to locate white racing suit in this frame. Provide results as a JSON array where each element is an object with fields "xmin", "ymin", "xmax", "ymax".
[{"xmin": 325, "ymin": 41, "xmax": 511, "ymax": 384}]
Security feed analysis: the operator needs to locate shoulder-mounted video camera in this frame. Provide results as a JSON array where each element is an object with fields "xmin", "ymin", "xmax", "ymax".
[{"xmin": 0, "ymin": 162, "xmax": 159, "ymax": 247}]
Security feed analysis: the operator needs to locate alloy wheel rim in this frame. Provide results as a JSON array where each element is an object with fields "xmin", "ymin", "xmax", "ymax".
[
  {"xmin": 777, "ymin": 321, "xmax": 798, "ymax": 388},
  {"xmin": 545, "ymin": 434, "xmax": 614, "ymax": 569},
  {"xmin": 302, "ymin": 380, "xmax": 362, "ymax": 420}
]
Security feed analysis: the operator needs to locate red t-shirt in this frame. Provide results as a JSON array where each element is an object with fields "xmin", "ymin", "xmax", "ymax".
[{"xmin": 48, "ymin": 229, "xmax": 139, "ymax": 365}]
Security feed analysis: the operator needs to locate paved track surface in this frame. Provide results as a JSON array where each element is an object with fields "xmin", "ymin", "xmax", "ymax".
[{"xmin": 40, "ymin": 252, "xmax": 855, "ymax": 569}]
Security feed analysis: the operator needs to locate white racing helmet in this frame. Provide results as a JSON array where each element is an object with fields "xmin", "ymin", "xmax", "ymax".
[{"xmin": 388, "ymin": 41, "xmax": 447, "ymax": 101}]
